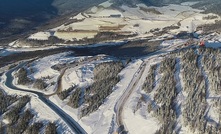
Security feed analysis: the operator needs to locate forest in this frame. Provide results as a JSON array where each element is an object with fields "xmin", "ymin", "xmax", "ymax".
[
  {"xmin": 0, "ymin": 89, "xmax": 58, "ymax": 134},
  {"xmin": 142, "ymin": 47, "xmax": 221, "ymax": 134}
]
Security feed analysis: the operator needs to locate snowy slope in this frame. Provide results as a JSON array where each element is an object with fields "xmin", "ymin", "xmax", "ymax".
[
  {"xmin": 24, "ymin": 0, "xmax": 220, "ymax": 45},
  {"xmin": 50, "ymin": 59, "xmax": 143, "ymax": 134}
]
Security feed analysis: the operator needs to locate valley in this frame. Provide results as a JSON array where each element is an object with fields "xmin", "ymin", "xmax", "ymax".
[{"xmin": 0, "ymin": 0, "xmax": 221, "ymax": 134}]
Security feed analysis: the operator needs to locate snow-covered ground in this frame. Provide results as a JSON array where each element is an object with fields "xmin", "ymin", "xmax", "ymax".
[
  {"xmin": 1, "ymin": 0, "xmax": 221, "ymax": 133},
  {"xmin": 50, "ymin": 59, "xmax": 143, "ymax": 134},
  {"xmin": 2, "ymin": 33, "xmax": 221, "ymax": 134},
  {"xmin": 0, "ymin": 45, "xmax": 60, "ymax": 56},
  {"xmin": 12, "ymin": 52, "xmax": 89, "ymax": 95},
  {"xmin": 58, "ymin": 54, "xmax": 113, "ymax": 91},
  {"xmin": 28, "ymin": 31, "xmax": 52, "ymax": 40},
  {"xmin": 123, "ymin": 58, "xmax": 161, "ymax": 134},
  {"xmin": 24, "ymin": 0, "xmax": 220, "ymax": 44},
  {"xmin": 0, "ymin": 73, "xmax": 73, "ymax": 134},
  {"xmin": 160, "ymin": 39, "xmax": 187, "ymax": 47},
  {"xmin": 61, "ymin": 64, "xmax": 95, "ymax": 90},
  {"xmin": 2, "ymin": 52, "xmax": 144, "ymax": 134}
]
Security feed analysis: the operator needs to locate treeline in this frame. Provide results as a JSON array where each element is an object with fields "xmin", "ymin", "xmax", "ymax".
[
  {"xmin": 68, "ymin": 88, "xmax": 82, "ymax": 108},
  {"xmin": 4, "ymin": 96, "xmax": 30, "ymax": 124},
  {"xmin": 180, "ymin": 48, "xmax": 199, "ymax": 91},
  {"xmin": 153, "ymin": 58, "xmax": 178, "ymax": 134},
  {"xmin": 81, "ymin": 61, "xmax": 124, "ymax": 116},
  {"xmin": 25, "ymin": 122, "xmax": 44, "ymax": 134},
  {"xmin": 0, "ymin": 89, "xmax": 18, "ymax": 115},
  {"xmin": 33, "ymin": 79, "xmax": 47, "ymax": 90},
  {"xmin": 143, "ymin": 64, "xmax": 157, "ymax": 93},
  {"xmin": 16, "ymin": 68, "xmax": 31, "ymax": 85},
  {"xmin": 57, "ymin": 86, "xmax": 82, "ymax": 108},
  {"xmin": 0, "ymin": 89, "xmax": 18, "ymax": 133},
  {"xmin": 0, "ymin": 89, "xmax": 58, "ymax": 134},
  {"xmin": 24, "ymin": 32, "xmax": 137, "ymax": 47},
  {"xmin": 63, "ymin": 61, "xmax": 124, "ymax": 117},
  {"xmin": 58, "ymin": 86, "xmax": 76, "ymax": 100},
  {"xmin": 142, "ymin": 47, "xmax": 221, "ymax": 133},
  {"xmin": 179, "ymin": 48, "xmax": 208, "ymax": 133},
  {"xmin": 6, "ymin": 110, "xmax": 34, "ymax": 134},
  {"xmin": 0, "ymin": 94, "xmax": 34, "ymax": 134},
  {"xmin": 200, "ymin": 48, "xmax": 221, "ymax": 94},
  {"xmin": 16, "ymin": 67, "xmax": 47, "ymax": 90},
  {"xmin": 45, "ymin": 122, "xmax": 58, "ymax": 134},
  {"xmin": 199, "ymin": 20, "xmax": 221, "ymax": 33}
]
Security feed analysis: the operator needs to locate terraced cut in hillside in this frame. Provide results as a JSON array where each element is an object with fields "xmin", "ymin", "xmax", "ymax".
[{"xmin": 142, "ymin": 47, "xmax": 221, "ymax": 134}]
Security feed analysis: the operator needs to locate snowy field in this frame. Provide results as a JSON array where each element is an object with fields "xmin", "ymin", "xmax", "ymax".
[
  {"xmin": 26, "ymin": 0, "xmax": 220, "ymax": 43},
  {"xmin": 28, "ymin": 31, "xmax": 52, "ymax": 40}
]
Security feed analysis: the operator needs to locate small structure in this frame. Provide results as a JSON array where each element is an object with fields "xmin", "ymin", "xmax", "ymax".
[
  {"xmin": 199, "ymin": 40, "xmax": 205, "ymax": 47},
  {"xmin": 109, "ymin": 14, "xmax": 121, "ymax": 18}
]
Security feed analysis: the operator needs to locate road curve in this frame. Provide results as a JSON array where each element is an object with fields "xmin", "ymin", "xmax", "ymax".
[
  {"xmin": 4, "ymin": 63, "xmax": 87, "ymax": 134},
  {"xmin": 115, "ymin": 41, "xmax": 186, "ymax": 133},
  {"xmin": 115, "ymin": 61, "xmax": 146, "ymax": 133}
]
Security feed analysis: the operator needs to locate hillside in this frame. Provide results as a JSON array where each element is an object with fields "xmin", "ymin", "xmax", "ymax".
[
  {"xmin": 113, "ymin": 0, "xmax": 221, "ymax": 15},
  {"xmin": 9, "ymin": 0, "xmax": 220, "ymax": 48},
  {"xmin": 0, "ymin": 0, "xmax": 107, "ymax": 44},
  {"xmin": 1, "ymin": 0, "xmax": 221, "ymax": 134},
  {"xmin": 126, "ymin": 47, "xmax": 221, "ymax": 134}
]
